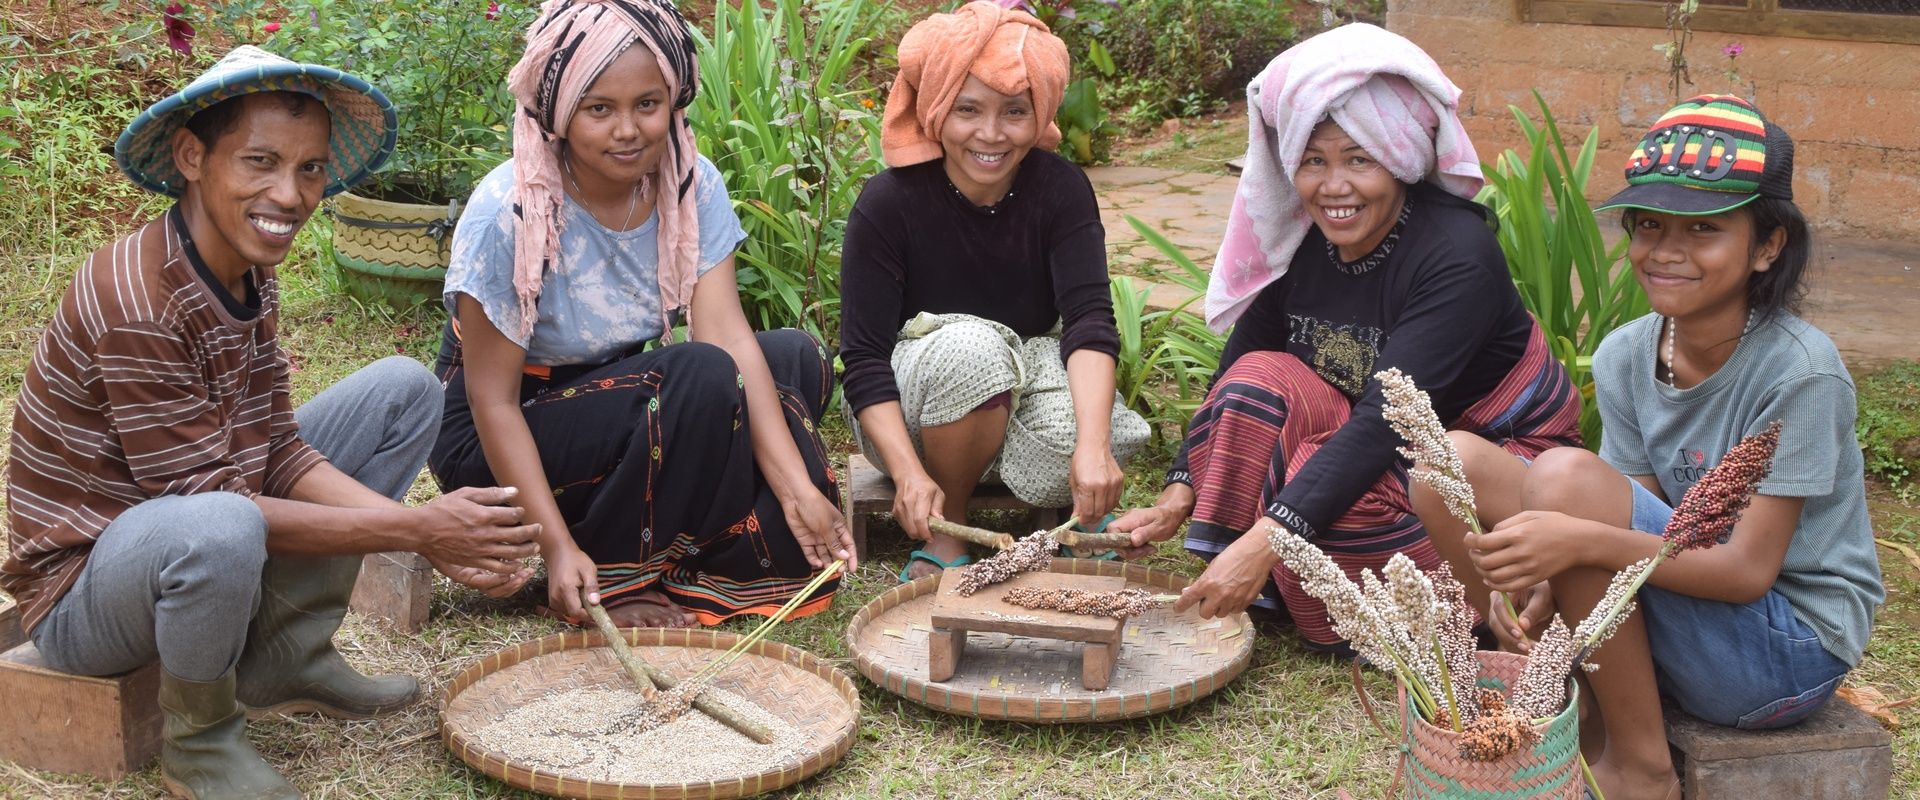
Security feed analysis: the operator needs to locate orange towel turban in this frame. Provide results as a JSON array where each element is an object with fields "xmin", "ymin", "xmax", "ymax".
[{"xmin": 880, "ymin": 1, "xmax": 1069, "ymax": 168}]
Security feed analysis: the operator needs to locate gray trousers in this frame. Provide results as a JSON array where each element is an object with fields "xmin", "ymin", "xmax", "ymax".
[{"xmin": 32, "ymin": 356, "xmax": 441, "ymax": 681}]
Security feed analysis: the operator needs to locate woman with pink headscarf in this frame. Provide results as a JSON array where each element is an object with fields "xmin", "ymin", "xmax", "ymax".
[
  {"xmin": 840, "ymin": 1, "xmax": 1149, "ymax": 582},
  {"xmin": 1109, "ymin": 24, "xmax": 1582, "ymax": 652},
  {"xmin": 428, "ymin": 0, "xmax": 854, "ymax": 629}
]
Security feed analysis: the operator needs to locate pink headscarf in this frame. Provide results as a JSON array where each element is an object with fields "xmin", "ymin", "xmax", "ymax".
[
  {"xmin": 1206, "ymin": 23, "xmax": 1483, "ymax": 331},
  {"xmin": 505, "ymin": 0, "xmax": 701, "ymax": 340},
  {"xmin": 880, "ymin": 1, "xmax": 1069, "ymax": 168}
]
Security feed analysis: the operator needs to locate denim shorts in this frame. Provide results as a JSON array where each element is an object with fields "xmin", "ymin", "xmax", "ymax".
[{"xmin": 1626, "ymin": 478, "xmax": 1850, "ymax": 729}]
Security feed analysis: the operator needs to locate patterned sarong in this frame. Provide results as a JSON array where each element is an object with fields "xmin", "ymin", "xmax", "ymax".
[
  {"xmin": 850, "ymin": 313, "xmax": 1150, "ymax": 508},
  {"xmin": 1181, "ymin": 322, "xmax": 1580, "ymax": 648}
]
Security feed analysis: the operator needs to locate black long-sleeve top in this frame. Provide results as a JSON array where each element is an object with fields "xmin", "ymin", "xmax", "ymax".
[
  {"xmin": 838, "ymin": 149, "xmax": 1120, "ymax": 414},
  {"xmin": 1171, "ymin": 182, "xmax": 1532, "ymax": 540}
]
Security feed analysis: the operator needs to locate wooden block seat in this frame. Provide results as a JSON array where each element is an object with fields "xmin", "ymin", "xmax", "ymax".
[
  {"xmin": 843, "ymin": 453, "xmax": 1068, "ymax": 560},
  {"xmin": 349, "ymin": 550, "xmax": 434, "ymax": 633},
  {"xmin": 1665, "ymin": 697, "xmax": 1892, "ymax": 799},
  {"xmin": 0, "ymin": 607, "xmax": 162, "ymax": 779}
]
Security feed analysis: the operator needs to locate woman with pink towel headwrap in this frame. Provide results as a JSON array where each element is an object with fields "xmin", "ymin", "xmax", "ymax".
[
  {"xmin": 428, "ymin": 0, "xmax": 853, "ymax": 630},
  {"xmin": 1108, "ymin": 24, "xmax": 1582, "ymax": 651},
  {"xmin": 840, "ymin": 1, "xmax": 1149, "ymax": 582}
]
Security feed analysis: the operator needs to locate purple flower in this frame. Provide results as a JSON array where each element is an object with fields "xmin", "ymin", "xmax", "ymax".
[
  {"xmin": 1723, "ymin": 42, "xmax": 1745, "ymax": 57},
  {"xmin": 163, "ymin": 2, "xmax": 195, "ymax": 56},
  {"xmin": 486, "ymin": 0, "xmax": 501, "ymax": 20}
]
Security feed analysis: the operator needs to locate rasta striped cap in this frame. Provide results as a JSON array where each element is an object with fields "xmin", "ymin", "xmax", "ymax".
[{"xmin": 1597, "ymin": 94, "xmax": 1794, "ymax": 216}]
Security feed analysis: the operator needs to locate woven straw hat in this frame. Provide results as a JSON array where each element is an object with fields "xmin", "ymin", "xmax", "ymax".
[{"xmin": 114, "ymin": 45, "xmax": 396, "ymax": 198}]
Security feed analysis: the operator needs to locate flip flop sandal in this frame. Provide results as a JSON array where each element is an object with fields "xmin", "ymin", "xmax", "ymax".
[{"xmin": 898, "ymin": 548, "xmax": 973, "ymax": 583}]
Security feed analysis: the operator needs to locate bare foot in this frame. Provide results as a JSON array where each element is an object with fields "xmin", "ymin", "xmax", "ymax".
[
  {"xmin": 904, "ymin": 536, "xmax": 970, "ymax": 581},
  {"xmin": 1589, "ymin": 755, "xmax": 1679, "ymax": 800},
  {"xmin": 605, "ymin": 591, "xmax": 699, "ymax": 628}
]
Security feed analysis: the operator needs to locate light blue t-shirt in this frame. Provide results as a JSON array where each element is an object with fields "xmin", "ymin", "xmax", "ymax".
[
  {"xmin": 1594, "ymin": 311, "xmax": 1883, "ymax": 666},
  {"xmin": 443, "ymin": 156, "xmax": 747, "ymax": 366}
]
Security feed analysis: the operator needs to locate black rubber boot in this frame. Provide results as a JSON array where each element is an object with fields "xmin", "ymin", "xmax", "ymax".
[
  {"xmin": 158, "ymin": 670, "xmax": 300, "ymax": 799},
  {"xmin": 235, "ymin": 555, "xmax": 419, "ymax": 719}
]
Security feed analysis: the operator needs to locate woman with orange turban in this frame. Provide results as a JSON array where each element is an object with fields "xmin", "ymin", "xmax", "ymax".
[{"xmin": 840, "ymin": 1, "xmax": 1149, "ymax": 582}]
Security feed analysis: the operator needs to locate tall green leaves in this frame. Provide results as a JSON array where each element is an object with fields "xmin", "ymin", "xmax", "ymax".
[
  {"xmin": 1114, "ymin": 215, "xmax": 1226, "ymax": 441},
  {"xmin": 688, "ymin": 0, "xmax": 886, "ymax": 342},
  {"xmin": 1477, "ymin": 93, "xmax": 1649, "ymax": 450}
]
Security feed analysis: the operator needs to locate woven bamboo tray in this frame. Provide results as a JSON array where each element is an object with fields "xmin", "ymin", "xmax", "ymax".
[
  {"xmin": 442, "ymin": 629, "xmax": 858, "ymax": 799},
  {"xmin": 847, "ymin": 559, "xmax": 1254, "ymax": 722}
]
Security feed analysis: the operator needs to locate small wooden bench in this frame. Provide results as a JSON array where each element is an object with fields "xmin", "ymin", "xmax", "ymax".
[
  {"xmin": 0, "ymin": 605, "xmax": 162, "ymax": 779},
  {"xmin": 843, "ymin": 453, "xmax": 1067, "ymax": 561},
  {"xmin": 1666, "ymin": 697, "xmax": 1892, "ymax": 799}
]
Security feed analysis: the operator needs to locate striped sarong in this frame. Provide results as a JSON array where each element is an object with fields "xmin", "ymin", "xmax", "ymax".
[{"xmin": 1181, "ymin": 322, "xmax": 1580, "ymax": 648}]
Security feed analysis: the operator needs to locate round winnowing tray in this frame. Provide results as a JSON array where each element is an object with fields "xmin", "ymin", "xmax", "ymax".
[
  {"xmin": 846, "ymin": 558, "xmax": 1255, "ymax": 722},
  {"xmin": 442, "ymin": 628, "xmax": 858, "ymax": 799}
]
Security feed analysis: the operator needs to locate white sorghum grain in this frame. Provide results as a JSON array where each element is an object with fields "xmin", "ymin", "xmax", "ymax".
[{"xmin": 468, "ymin": 686, "xmax": 806, "ymax": 784}]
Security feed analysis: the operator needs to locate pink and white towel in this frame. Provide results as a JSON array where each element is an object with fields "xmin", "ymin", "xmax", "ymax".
[{"xmin": 1205, "ymin": 23, "xmax": 1484, "ymax": 331}]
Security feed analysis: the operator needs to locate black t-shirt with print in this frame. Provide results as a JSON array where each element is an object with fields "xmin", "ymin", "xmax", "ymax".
[{"xmin": 1172, "ymin": 181, "xmax": 1533, "ymax": 539}]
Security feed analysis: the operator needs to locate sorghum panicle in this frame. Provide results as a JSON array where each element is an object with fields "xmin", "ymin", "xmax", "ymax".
[
  {"xmin": 1663, "ymin": 420, "xmax": 1782, "ymax": 554},
  {"xmin": 954, "ymin": 529, "xmax": 1058, "ymax": 596},
  {"xmin": 1511, "ymin": 615, "xmax": 1575, "ymax": 719}
]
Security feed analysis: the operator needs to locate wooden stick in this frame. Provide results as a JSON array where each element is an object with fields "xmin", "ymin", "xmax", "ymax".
[
  {"xmin": 585, "ymin": 603, "xmax": 658, "ymax": 697},
  {"xmin": 648, "ymin": 666, "xmax": 775, "ymax": 744},
  {"xmin": 926, "ymin": 518, "xmax": 1015, "ymax": 549},
  {"xmin": 1055, "ymin": 528, "xmax": 1137, "ymax": 551},
  {"xmin": 586, "ymin": 602, "xmax": 774, "ymax": 744}
]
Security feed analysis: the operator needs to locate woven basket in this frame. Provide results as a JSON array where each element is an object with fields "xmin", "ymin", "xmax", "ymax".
[
  {"xmin": 1399, "ymin": 650, "xmax": 1582, "ymax": 799},
  {"xmin": 329, "ymin": 190, "xmax": 459, "ymax": 308},
  {"xmin": 847, "ymin": 558, "xmax": 1253, "ymax": 722},
  {"xmin": 441, "ymin": 628, "xmax": 858, "ymax": 799}
]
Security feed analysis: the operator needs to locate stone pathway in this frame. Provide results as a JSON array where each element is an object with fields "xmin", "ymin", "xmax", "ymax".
[{"xmin": 1087, "ymin": 165, "xmax": 1920, "ymax": 369}]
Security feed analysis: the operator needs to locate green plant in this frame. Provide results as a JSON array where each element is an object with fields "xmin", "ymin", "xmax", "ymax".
[
  {"xmin": 1114, "ymin": 215, "xmax": 1227, "ymax": 441},
  {"xmin": 1066, "ymin": 0, "xmax": 1293, "ymax": 133},
  {"xmin": 688, "ymin": 0, "xmax": 886, "ymax": 343},
  {"xmin": 1476, "ymin": 92, "xmax": 1649, "ymax": 451},
  {"xmin": 1056, "ymin": 39, "xmax": 1120, "ymax": 164},
  {"xmin": 203, "ymin": 0, "xmax": 535, "ymax": 203},
  {"xmin": 1858, "ymin": 361, "xmax": 1920, "ymax": 499}
]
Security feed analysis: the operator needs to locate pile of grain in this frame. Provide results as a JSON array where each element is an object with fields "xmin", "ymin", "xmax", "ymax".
[{"xmin": 468, "ymin": 686, "xmax": 806, "ymax": 784}]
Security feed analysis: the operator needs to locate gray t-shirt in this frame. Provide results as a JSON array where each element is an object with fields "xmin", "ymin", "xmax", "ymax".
[
  {"xmin": 1595, "ymin": 312, "xmax": 1883, "ymax": 665},
  {"xmin": 443, "ymin": 156, "xmax": 747, "ymax": 366}
]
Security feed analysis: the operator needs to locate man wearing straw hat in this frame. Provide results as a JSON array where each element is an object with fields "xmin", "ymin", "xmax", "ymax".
[{"xmin": 1, "ymin": 46, "xmax": 540, "ymax": 798}]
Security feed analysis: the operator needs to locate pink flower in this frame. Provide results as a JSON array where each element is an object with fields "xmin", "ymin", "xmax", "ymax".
[
  {"xmin": 263, "ymin": 21, "xmax": 281, "ymax": 33},
  {"xmin": 486, "ymin": 0, "xmax": 501, "ymax": 20},
  {"xmin": 163, "ymin": 2, "xmax": 195, "ymax": 56},
  {"xmin": 1723, "ymin": 42, "xmax": 1745, "ymax": 57}
]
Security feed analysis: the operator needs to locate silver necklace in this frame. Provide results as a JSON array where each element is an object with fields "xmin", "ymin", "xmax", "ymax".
[
  {"xmin": 1664, "ymin": 307, "xmax": 1758, "ymax": 387},
  {"xmin": 562, "ymin": 152, "xmax": 643, "ymax": 231}
]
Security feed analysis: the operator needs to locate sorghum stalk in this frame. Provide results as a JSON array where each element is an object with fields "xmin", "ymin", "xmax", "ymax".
[
  {"xmin": 1572, "ymin": 422, "xmax": 1781, "ymax": 665},
  {"xmin": 1431, "ymin": 638, "xmax": 1462, "ymax": 732}
]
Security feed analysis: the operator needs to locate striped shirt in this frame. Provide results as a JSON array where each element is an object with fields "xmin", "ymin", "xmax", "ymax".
[{"xmin": 2, "ymin": 207, "xmax": 326, "ymax": 634}]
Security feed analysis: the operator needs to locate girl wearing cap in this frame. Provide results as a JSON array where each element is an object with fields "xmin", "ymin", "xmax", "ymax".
[
  {"xmin": 429, "ymin": 0, "xmax": 855, "ymax": 629},
  {"xmin": 1426, "ymin": 95, "xmax": 1881, "ymax": 799},
  {"xmin": 1110, "ymin": 24, "xmax": 1582, "ymax": 649},
  {"xmin": 839, "ymin": 1, "xmax": 1149, "ymax": 581}
]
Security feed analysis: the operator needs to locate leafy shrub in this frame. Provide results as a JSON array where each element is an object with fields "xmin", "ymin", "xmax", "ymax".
[
  {"xmin": 1065, "ymin": 0, "xmax": 1294, "ymax": 128},
  {"xmin": 1857, "ymin": 361, "xmax": 1920, "ymax": 495},
  {"xmin": 214, "ymin": 0, "xmax": 536, "ymax": 203},
  {"xmin": 1114, "ymin": 215, "xmax": 1226, "ymax": 442},
  {"xmin": 688, "ymin": 0, "xmax": 886, "ymax": 342},
  {"xmin": 1476, "ymin": 93, "xmax": 1650, "ymax": 451}
]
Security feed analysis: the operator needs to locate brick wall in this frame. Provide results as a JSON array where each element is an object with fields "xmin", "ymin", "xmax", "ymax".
[{"xmin": 1386, "ymin": 0, "xmax": 1920, "ymax": 243}]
